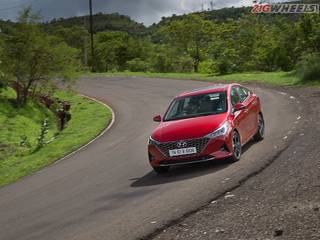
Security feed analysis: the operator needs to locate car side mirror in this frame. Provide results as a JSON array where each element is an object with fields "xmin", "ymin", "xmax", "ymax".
[
  {"xmin": 153, "ymin": 115, "xmax": 162, "ymax": 122},
  {"xmin": 234, "ymin": 103, "xmax": 246, "ymax": 112}
]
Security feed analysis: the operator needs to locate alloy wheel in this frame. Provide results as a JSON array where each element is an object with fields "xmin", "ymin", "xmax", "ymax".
[{"xmin": 233, "ymin": 131, "xmax": 241, "ymax": 160}]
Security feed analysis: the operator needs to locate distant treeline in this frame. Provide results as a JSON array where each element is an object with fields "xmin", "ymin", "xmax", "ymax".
[{"xmin": 1, "ymin": 2, "xmax": 320, "ymax": 82}]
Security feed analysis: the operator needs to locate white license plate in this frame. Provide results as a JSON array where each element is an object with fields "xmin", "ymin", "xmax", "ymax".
[{"xmin": 169, "ymin": 147, "xmax": 197, "ymax": 157}]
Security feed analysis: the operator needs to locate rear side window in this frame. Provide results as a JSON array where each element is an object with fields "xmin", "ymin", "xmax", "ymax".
[
  {"xmin": 236, "ymin": 87, "xmax": 249, "ymax": 102},
  {"xmin": 231, "ymin": 87, "xmax": 240, "ymax": 107},
  {"xmin": 242, "ymin": 87, "xmax": 252, "ymax": 96}
]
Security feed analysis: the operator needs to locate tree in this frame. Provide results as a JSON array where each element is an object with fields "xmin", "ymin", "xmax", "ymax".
[
  {"xmin": 296, "ymin": 53, "xmax": 320, "ymax": 82},
  {"xmin": 47, "ymin": 25, "xmax": 89, "ymax": 65},
  {"xmin": 159, "ymin": 15, "xmax": 213, "ymax": 72},
  {"xmin": 0, "ymin": 67, "xmax": 7, "ymax": 91},
  {"xmin": 95, "ymin": 31, "xmax": 141, "ymax": 71},
  {"xmin": 1, "ymin": 8, "xmax": 80, "ymax": 106},
  {"xmin": 296, "ymin": 14, "xmax": 320, "ymax": 53},
  {"xmin": 0, "ymin": 42, "xmax": 8, "ymax": 91},
  {"xmin": 207, "ymin": 21, "xmax": 241, "ymax": 74}
]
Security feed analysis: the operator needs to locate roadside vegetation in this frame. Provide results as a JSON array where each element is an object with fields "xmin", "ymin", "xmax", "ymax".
[
  {"xmin": 88, "ymin": 11, "xmax": 319, "ymax": 84},
  {"xmin": 0, "ymin": 9, "xmax": 112, "ymax": 186},
  {"xmin": 0, "ymin": 88, "xmax": 112, "ymax": 186},
  {"xmin": 90, "ymin": 71, "xmax": 309, "ymax": 86},
  {"xmin": 1, "ymin": 4, "xmax": 319, "ymax": 85},
  {"xmin": 41, "ymin": 5, "xmax": 320, "ymax": 84}
]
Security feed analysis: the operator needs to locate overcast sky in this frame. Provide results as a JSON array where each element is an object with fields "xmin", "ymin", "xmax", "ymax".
[{"xmin": 0, "ymin": 0, "xmax": 282, "ymax": 26}]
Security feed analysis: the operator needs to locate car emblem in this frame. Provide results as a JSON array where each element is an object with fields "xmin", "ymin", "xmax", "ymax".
[{"xmin": 177, "ymin": 141, "xmax": 188, "ymax": 148}]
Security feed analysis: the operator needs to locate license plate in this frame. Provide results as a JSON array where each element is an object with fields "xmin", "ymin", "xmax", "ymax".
[{"xmin": 169, "ymin": 147, "xmax": 197, "ymax": 157}]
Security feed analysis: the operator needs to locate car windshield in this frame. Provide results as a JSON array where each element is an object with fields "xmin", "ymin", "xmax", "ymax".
[{"xmin": 164, "ymin": 91, "xmax": 227, "ymax": 121}]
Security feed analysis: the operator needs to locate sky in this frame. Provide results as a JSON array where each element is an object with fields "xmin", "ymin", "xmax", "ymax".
[{"xmin": 0, "ymin": 0, "xmax": 282, "ymax": 26}]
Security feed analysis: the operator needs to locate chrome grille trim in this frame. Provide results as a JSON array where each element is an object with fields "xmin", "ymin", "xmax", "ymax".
[{"xmin": 155, "ymin": 137, "xmax": 210, "ymax": 157}]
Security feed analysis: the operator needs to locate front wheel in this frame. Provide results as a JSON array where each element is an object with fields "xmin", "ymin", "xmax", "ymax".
[
  {"xmin": 254, "ymin": 113, "xmax": 265, "ymax": 142},
  {"xmin": 228, "ymin": 130, "xmax": 242, "ymax": 163},
  {"xmin": 153, "ymin": 166, "xmax": 170, "ymax": 174}
]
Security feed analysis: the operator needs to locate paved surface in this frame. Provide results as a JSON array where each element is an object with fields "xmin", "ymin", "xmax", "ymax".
[
  {"xmin": 0, "ymin": 77, "xmax": 301, "ymax": 240},
  {"xmin": 152, "ymin": 87, "xmax": 320, "ymax": 240}
]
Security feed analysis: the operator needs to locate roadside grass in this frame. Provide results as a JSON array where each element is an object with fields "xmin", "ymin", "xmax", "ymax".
[
  {"xmin": 86, "ymin": 71, "xmax": 320, "ymax": 86},
  {"xmin": 0, "ymin": 89, "xmax": 112, "ymax": 187}
]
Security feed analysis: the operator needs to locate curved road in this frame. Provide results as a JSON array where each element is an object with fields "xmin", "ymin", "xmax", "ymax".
[{"xmin": 0, "ymin": 77, "xmax": 300, "ymax": 240}]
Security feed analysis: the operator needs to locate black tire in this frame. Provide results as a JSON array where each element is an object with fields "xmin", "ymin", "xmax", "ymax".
[
  {"xmin": 228, "ymin": 130, "xmax": 242, "ymax": 163},
  {"xmin": 153, "ymin": 166, "xmax": 170, "ymax": 174},
  {"xmin": 253, "ymin": 113, "xmax": 265, "ymax": 142}
]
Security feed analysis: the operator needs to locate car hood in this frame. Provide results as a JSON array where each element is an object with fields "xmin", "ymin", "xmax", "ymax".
[{"xmin": 152, "ymin": 113, "xmax": 228, "ymax": 142}]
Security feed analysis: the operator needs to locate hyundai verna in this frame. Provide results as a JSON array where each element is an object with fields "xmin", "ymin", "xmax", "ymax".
[{"xmin": 148, "ymin": 84, "xmax": 265, "ymax": 174}]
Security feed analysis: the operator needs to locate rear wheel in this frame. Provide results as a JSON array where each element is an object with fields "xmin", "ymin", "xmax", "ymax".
[
  {"xmin": 254, "ymin": 113, "xmax": 265, "ymax": 142},
  {"xmin": 229, "ymin": 130, "xmax": 242, "ymax": 163},
  {"xmin": 153, "ymin": 166, "xmax": 170, "ymax": 174}
]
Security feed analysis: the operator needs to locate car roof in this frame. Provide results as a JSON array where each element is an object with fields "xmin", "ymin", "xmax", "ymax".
[{"xmin": 177, "ymin": 84, "xmax": 235, "ymax": 98}]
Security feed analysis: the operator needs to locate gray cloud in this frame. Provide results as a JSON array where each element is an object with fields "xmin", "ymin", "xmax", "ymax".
[{"xmin": 0, "ymin": 0, "xmax": 275, "ymax": 26}]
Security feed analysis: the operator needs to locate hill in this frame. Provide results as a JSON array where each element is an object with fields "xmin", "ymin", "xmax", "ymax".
[{"xmin": 46, "ymin": 12, "xmax": 148, "ymax": 36}]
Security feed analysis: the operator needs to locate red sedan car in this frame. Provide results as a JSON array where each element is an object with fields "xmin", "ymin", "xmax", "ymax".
[{"xmin": 148, "ymin": 84, "xmax": 265, "ymax": 174}]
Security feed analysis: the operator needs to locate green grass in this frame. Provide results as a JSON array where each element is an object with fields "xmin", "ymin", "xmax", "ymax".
[
  {"xmin": 0, "ymin": 89, "xmax": 112, "ymax": 187},
  {"xmin": 87, "ymin": 71, "xmax": 320, "ymax": 86}
]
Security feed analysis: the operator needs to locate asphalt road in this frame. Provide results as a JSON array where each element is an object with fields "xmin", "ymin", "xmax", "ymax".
[
  {"xmin": 0, "ymin": 77, "xmax": 301, "ymax": 240},
  {"xmin": 151, "ymin": 86, "xmax": 320, "ymax": 240}
]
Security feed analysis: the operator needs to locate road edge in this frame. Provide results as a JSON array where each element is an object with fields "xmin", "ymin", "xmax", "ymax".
[
  {"xmin": 0, "ymin": 93, "xmax": 116, "ymax": 189},
  {"xmin": 50, "ymin": 93, "xmax": 116, "ymax": 166}
]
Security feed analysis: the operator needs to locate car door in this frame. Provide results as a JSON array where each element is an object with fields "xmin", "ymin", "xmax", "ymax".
[
  {"xmin": 231, "ymin": 86, "xmax": 251, "ymax": 144},
  {"xmin": 237, "ymin": 87, "xmax": 257, "ymax": 136}
]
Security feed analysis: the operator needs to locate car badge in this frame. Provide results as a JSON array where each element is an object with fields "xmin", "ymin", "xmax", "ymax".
[{"xmin": 177, "ymin": 141, "xmax": 188, "ymax": 148}]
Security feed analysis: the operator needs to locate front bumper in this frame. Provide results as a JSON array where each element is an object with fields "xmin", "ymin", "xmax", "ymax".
[{"xmin": 148, "ymin": 134, "xmax": 233, "ymax": 167}]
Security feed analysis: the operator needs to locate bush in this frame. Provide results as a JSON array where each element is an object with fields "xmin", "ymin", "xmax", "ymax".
[
  {"xmin": 216, "ymin": 57, "xmax": 234, "ymax": 75},
  {"xmin": 296, "ymin": 53, "xmax": 320, "ymax": 82},
  {"xmin": 174, "ymin": 55, "xmax": 194, "ymax": 73},
  {"xmin": 151, "ymin": 54, "xmax": 173, "ymax": 73},
  {"xmin": 199, "ymin": 60, "xmax": 216, "ymax": 74},
  {"xmin": 126, "ymin": 58, "xmax": 150, "ymax": 72},
  {"xmin": 0, "ymin": 61, "xmax": 8, "ymax": 91}
]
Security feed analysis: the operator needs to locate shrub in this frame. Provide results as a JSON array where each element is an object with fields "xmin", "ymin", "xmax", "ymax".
[
  {"xmin": 126, "ymin": 58, "xmax": 150, "ymax": 72},
  {"xmin": 0, "ymin": 62, "xmax": 8, "ymax": 91},
  {"xmin": 151, "ymin": 54, "xmax": 174, "ymax": 73},
  {"xmin": 174, "ymin": 55, "xmax": 194, "ymax": 73},
  {"xmin": 35, "ymin": 119, "xmax": 49, "ymax": 151},
  {"xmin": 199, "ymin": 60, "xmax": 216, "ymax": 74},
  {"xmin": 296, "ymin": 53, "xmax": 320, "ymax": 82}
]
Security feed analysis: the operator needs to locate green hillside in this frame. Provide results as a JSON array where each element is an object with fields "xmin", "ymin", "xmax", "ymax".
[{"xmin": 45, "ymin": 12, "xmax": 147, "ymax": 36}]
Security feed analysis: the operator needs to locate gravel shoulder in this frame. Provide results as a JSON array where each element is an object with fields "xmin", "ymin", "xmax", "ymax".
[{"xmin": 150, "ymin": 85, "xmax": 320, "ymax": 240}]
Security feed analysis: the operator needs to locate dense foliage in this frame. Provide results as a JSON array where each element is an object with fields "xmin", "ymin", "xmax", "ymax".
[
  {"xmin": 45, "ymin": 12, "xmax": 147, "ymax": 36},
  {"xmin": 296, "ymin": 53, "xmax": 320, "ymax": 82},
  {"xmin": 0, "ymin": 9, "xmax": 81, "ymax": 106},
  {"xmin": 1, "ymin": 4, "xmax": 319, "ymax": 82}
]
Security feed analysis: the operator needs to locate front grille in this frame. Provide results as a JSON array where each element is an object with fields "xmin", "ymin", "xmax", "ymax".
[{"xmin": 156, "ymin": 137, "xmax": 210, "ymax": 157}]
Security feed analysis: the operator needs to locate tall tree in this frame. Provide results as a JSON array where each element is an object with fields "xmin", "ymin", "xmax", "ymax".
[
  {"xmin": 95, "ymin": 31, "xmax": 141, "ymax": 71},
  {"xmin": 1, "ymin": 8, "xmax": 80, "ymax": 106},
  {"xmin": 159, "ymin": 15, "xmax": 213, "ymax": 72},
  {"xmin": 0, "ymin": 41, "xmax": 7, "ymax": 91}
]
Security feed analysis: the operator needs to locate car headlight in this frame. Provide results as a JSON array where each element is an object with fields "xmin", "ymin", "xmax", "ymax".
[
  {"xmin": 149, "ymin": 137, "xmax": 161, "ymax": 145},
  {"xmin": 205, "ymin": 121, "xmax": 230, "ymax": 139}
]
